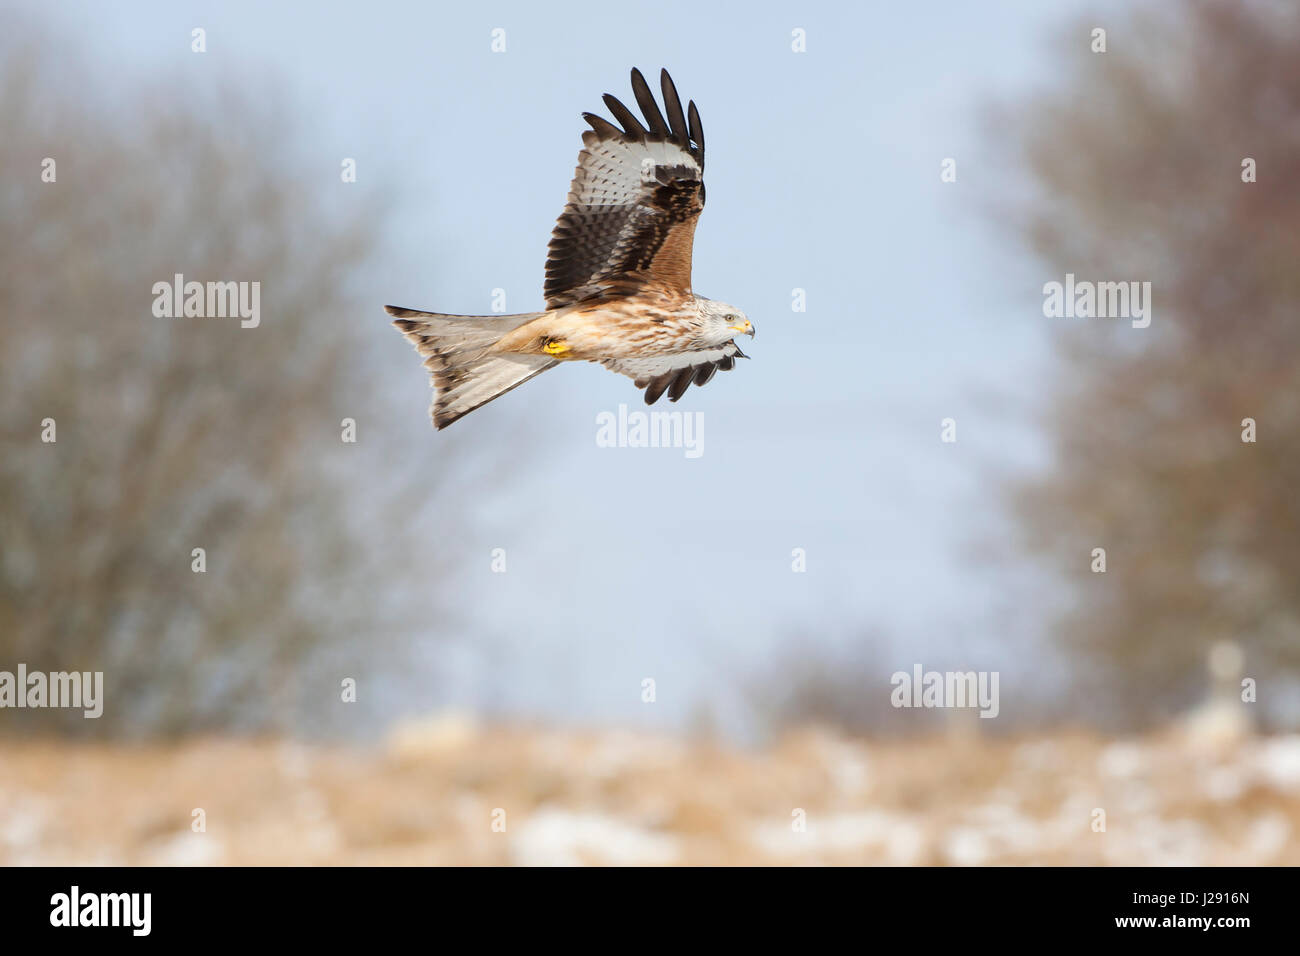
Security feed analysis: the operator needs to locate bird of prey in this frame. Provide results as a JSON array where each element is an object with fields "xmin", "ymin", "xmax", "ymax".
[{"xmin": 386, "ymin": 68, "xmax": 754, "ymax": 430}]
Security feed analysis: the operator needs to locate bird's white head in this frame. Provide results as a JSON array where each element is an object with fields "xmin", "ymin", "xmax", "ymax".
[{"xmin": 697, "ymin": 298, "xmax": 755, "ymax": 345}]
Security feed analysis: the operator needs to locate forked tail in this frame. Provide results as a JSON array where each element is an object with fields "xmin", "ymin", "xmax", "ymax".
[{"xmin": 386, "ymin": 306, "xmax": 557, "ymax": 429}]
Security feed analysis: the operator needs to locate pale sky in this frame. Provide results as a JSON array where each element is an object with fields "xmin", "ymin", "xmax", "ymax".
[{"xmin": 17, "ymin": 0, "xmax": 1130, "ymax": 737}]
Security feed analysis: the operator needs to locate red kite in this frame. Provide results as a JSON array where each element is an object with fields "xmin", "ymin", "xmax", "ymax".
[{"xmin": 387, "ymin": 68, "xmax": 752, "ymax": 429}]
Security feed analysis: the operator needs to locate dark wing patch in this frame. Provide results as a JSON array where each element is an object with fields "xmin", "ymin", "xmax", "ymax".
[{"xmin": 545, "ymin": 68, "xmax": 707, "ymax": 309}]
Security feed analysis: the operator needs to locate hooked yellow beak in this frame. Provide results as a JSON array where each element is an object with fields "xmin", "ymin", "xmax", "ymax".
[{"xmin": 728, "ymin": 320, "xmax": 755, "ymax": 338}]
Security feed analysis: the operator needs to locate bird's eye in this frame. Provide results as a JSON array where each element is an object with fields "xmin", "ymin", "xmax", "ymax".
[{"xmin": 726, "ymin": 314, "xmax": 737, "ymax": 322}]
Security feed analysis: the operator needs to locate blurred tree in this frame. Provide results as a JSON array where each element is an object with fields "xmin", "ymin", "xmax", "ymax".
[
  {"xmin": 743, "ymin": 633, "xmax": 950, "ymax": 740},
  {"xmin": 0, "ymin": 30, "xmax": 520, "ymax": 737},
  {"xmin": 996, "ymin": 0, "xmax": 1300, "ymax": 727}
]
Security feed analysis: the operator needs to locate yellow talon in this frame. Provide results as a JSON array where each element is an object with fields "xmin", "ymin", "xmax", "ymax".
[{"xmin": 543, "ymin": 339, "xmax": 569, "ymax": 356}]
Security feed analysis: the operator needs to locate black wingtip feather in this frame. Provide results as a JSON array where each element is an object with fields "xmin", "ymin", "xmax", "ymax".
[
  {"xmin": 687, "ymin": 100, "xmax": 704, "ymax": 149},
  {"xmin": 660, "ymin": 70, "xmax": 689, "ymax": 144},
  {"xmin": 602, "ymin": 93, "xmax": 647, "ymax": 139},
  {"xmin": 582, "ymin": 111, "xmax": 622, "ymax": 139},
  {"xmin": 630, "ymin": 68, "xmax": 669, "ymax": 136},
  {"xmin": 643, "ymin": 373, "xmax": 672, "ymax": 405},
  {"xmin": 666, "ymin": 366, "xmax": 695, "ymax": 402},
  {"xmin": 583, "ymin": 71, "xmax": 704, "ymax": 169}
]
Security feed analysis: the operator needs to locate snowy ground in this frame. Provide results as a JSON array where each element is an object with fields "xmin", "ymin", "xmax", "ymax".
[{"xmin": 2, "ymin": 717, "xmax": 1298, "ymax": 866}]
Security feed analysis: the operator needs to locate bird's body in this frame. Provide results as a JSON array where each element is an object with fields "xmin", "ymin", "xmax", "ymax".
[
  {"xmin": 497, "ymin": 282, "xmax": 700, "ymax": 360},
  {"xmin": 386, "ymin": 68, "xmax": 753, "ymax": 429}
]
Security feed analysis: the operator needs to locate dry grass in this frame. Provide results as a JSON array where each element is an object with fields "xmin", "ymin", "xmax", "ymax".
[{"xmin": 2, "ymin": 716, "xmax": 1298, "ymax": 865}]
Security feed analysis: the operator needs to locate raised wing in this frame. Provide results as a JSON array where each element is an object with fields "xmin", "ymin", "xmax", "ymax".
[
  {"xmin": 601, "ymin": 341, "xmax": 746, "ymax": 406},
  {"xmin": 544, "ymin": 68, "xmax": 706, "ymax": 309}
]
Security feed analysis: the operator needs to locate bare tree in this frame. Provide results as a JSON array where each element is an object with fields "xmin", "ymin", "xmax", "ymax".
[
  {"xmin": 0, "ymin": 29, "xmax": 529, "ymax": 738},
  {"xmin": 992, "ymin": 0, "xmax": 1300, "ymax": 727}
]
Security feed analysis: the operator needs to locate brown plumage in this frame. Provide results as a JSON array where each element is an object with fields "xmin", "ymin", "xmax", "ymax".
[{"xmin": 386, "ymin": 68, "xmax": 753, "ymax": 430}]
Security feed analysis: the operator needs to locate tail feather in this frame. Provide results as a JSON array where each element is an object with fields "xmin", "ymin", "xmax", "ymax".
[{"xmin": 386, "ymin": 306, "xmax": 556, "ymax": 429}]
